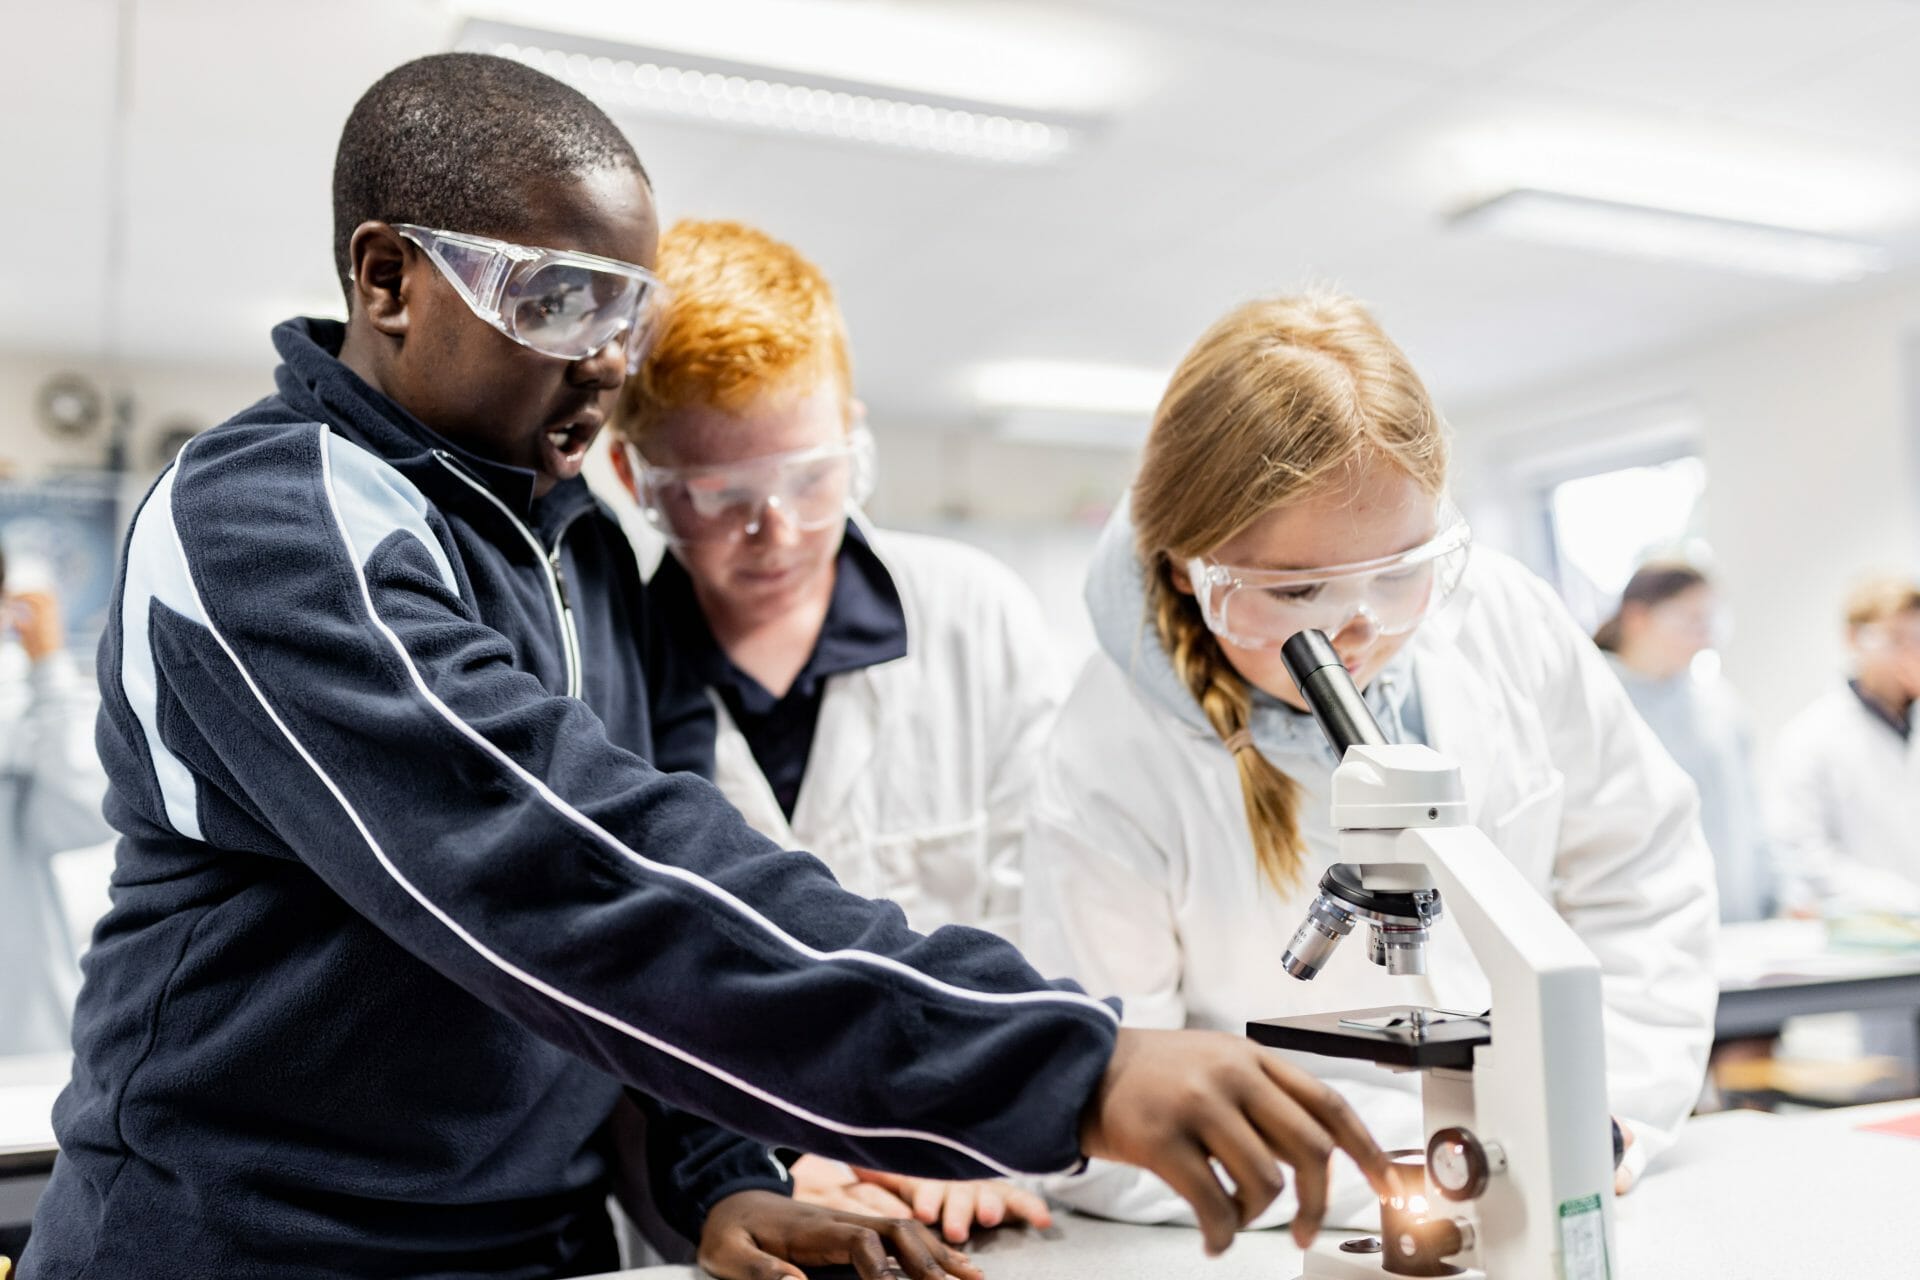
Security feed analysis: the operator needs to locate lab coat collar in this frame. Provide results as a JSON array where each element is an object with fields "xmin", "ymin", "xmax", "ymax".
[
  {"xmin": 1848, "ymin": 679, "xmax": 1913, "ymax": 741},
  {"xmin": 699, "ymin": 627, "xmax": 892, "ymax": 854},
  {"xmin": 690, "ymin": 523, "xmax": 904, "ymax": 843},
  {"xmin": 787, "ymin": 662, "xmax": 885, "ymax": 839},
  {"xmin": 651, "ymin": 520, "xmax": 908, "ymax": 717}
]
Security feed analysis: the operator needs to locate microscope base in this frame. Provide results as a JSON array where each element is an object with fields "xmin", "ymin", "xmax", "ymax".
[{"xmin": 1295, "ymin": 1237, "xmax": 1484, "ymax": 1280}]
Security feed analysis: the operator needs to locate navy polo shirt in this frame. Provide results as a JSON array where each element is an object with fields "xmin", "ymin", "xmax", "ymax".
[
  {"xmin": 1850, "ymin": 679, "xmax": 1913, "ymax": 741},
  {"xmin": 652, "ymin": 522, "xmax": 909, "ymax": 818}
]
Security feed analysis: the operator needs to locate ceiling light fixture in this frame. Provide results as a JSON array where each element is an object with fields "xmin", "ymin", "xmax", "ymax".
[
  {"xmin": 455, "ymin": 20, "xmax": 1090, "ymax": 166},
  {"xmin": 1451, "ymin": 188, "xmax": 1890, "ymax": 283}
]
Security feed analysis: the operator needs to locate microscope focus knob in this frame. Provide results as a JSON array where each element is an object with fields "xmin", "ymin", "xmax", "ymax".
[{"xmin": 1427, "ymin": 1127, "xmax": 1504, "ymax": 1202}]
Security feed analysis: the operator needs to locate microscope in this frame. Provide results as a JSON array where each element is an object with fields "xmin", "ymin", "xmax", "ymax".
[{"xmin": 1247, "ymin": 631, "xmax": 1617, "ymax": 1280}]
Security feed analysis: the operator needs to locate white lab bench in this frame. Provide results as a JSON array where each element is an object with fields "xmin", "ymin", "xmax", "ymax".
[{"xmin": 588, "ymin": 1105, "xmax": 1919, "ymax": 1279}]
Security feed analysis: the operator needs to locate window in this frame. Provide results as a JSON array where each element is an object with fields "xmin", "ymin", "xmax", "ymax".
[{"xmin": 1544, "ymin": 453, "xmax": 1711, "ymax": 632}]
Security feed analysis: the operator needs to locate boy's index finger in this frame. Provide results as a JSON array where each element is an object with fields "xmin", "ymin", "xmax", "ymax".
[{"xmin": 1259, "ymin": 1056, "xmax": 1394, "ymax": 1195}]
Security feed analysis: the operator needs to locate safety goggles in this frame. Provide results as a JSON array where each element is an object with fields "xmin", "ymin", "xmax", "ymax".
[
  {"xmin": 394, "ymin": 224, "xmax": 667, "ymax": 374},
  {"xmin": 1859, "ymin": 616, "xmax": 1920, "ymax": 653},
  {"xmin": 631, "ymin": 427, "xmax": 875, "ymax": 545},
  {"xmin": 1187, "ymin": 506, "xmax": 1472, "ymax": 649}
]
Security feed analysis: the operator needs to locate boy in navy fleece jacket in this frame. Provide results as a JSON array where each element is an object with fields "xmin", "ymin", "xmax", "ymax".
[{"xmin": 19, "ymin": 53, "xmax": 1384, "ymax": 1280}]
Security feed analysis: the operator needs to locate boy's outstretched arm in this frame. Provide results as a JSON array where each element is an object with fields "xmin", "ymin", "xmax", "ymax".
[{"xmin": 122, "ymin": 422, "xmax": 1385, "ymax": 1249}]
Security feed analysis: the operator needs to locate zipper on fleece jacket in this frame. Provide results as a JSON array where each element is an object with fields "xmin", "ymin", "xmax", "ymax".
[{"xmin": 432, "ymin": 450, "xmax": 585, "ymax": 699}]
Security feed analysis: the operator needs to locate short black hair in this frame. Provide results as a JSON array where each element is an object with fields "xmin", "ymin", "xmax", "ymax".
[{"xmin": 331, "ymin": 52, "xmax": 649, "ymax": 298}]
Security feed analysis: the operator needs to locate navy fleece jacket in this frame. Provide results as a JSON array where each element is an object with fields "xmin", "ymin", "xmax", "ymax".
[{"xmin": 21, "ymin": 320, "xmax": 1117, "ymax": 1280}]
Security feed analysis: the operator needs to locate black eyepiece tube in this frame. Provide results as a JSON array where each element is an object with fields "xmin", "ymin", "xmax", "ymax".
[{"xmin": 1280, "ymin": 630, "xmax": 1387, "ymax": 756}]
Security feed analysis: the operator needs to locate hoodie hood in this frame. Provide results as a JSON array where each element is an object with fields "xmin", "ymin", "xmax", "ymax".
[{"xmin": 1084, "ymin": 493, "xmax": 1425, "ymax": 773}]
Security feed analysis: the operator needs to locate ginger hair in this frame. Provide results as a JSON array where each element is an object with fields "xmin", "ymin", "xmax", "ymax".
[{"xmin": 614, "ymin": 219, "xmax": 852, "ymax": 450}]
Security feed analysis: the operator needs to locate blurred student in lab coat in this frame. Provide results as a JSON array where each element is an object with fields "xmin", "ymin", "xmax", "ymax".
[
  {"xmin": 1767, "ymin": 575, "xmax": 1920, "ymax": 913},
  {"xmin": 607, "ymin": 219, "xmax": 1061, "ymax": 1244},
  {"xmin": 0, "ymin": 548, "xmax": 112, "ymax": 1056},
  {"xmin": 1020, "ymin": 292, "xmax": 1719, "ymax": 1233},
  {"xmin": 1594, "ymin": 562, "xmax": 1776, "ymax": 922}
]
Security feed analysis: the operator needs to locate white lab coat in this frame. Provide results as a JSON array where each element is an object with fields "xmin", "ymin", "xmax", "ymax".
[
  {"xmin": 692, "ymin": 527, "xmax": 1062, "ymax": 941},
  {"xmin": 0, "ymin": 643, "xmax": 113, "ymax": 1054},
  {"xmin": 1765, "ymin": 686, "xmax": 1920, "ymax": 913},
  {"xmin": 1021, "ymin": 522, "xmax": 1718, "ymax": 1230}
]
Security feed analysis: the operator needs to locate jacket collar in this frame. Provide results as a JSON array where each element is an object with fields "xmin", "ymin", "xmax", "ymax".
[{"xmin": 269, "ymin": 317, "xmax": 597, "ymax": 533}]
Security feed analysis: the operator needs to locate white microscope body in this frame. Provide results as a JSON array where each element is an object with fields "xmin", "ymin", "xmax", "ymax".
[{"xmin": 1249, "ymin": 632, "xmax": 1617, "ymax": 1280}]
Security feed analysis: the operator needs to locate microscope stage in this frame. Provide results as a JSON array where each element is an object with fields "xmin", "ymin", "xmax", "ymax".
[{"xmin": 1248, "ymin": 1005, "xmax": 1491, "ymax": 1069}]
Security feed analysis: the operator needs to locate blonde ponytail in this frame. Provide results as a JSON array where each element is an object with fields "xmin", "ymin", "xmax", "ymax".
[{"xmin": 1148, "ymin": 563, "xmax": 1307, "ymax": 892}]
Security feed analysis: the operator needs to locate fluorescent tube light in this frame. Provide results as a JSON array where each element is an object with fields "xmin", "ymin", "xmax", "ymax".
[
  {"xmin": 1452, "ymin": 189, "xmax": 1889, "ymax": 283},
  {"xmin": 455, "ymin": 19, "xmax": 1089, "ymax": 165},
  {"xmin": 450, "ymin": 0, "xmax": 1138, "ymax": 113},
  {"xmin": 1445, "ymin": 120, "xmax": 1920, "ymax": 231},
  {"xmin": 971, "ymin": 360, "xmax": 1168, "ymax": 416}
]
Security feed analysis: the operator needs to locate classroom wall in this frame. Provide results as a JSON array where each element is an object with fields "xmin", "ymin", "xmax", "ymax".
[
  {"xmin": 863, "ymin": 426, "xmax": 1138, "ymax": 528},
  {"xmin": 0, "ymin": 351, "xmax": 274, "ymax": 483},
  {"xmin": 1454, "ymin": 279, "xmax": 1920, "ymax": 751}
]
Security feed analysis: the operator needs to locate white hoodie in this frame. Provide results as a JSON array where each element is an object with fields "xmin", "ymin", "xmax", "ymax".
[{"xmin": 1020, "ymin": 501, "xmax": 1718, "ymax": 1230}]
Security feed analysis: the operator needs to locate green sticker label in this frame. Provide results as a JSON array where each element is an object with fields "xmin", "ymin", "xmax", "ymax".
[{"xmin": 1557, "ymin": 1194, "xmax": 1612, "ymax": 1280}]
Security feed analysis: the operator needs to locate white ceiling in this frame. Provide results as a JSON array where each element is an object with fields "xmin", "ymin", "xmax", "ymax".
[{"xmin": 10, "ymin": 0, "xmax": 1920, "ymax": 431}]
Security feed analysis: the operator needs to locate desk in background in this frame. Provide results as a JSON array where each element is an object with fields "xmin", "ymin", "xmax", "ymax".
[{"xmin": 1715, "ymin": 917, "xmax": 1920, "ymax": 1048}]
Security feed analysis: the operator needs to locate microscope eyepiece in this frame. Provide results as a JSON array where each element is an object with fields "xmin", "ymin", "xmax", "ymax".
[{"xmin": 1281, "ymin": 630, "xmax": 1387, "ymax": 756}]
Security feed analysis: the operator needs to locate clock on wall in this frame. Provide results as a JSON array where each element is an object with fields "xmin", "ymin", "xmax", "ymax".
[{"xmin": 35, "ymin": 372, "xmax": 106, "ymax": 440}]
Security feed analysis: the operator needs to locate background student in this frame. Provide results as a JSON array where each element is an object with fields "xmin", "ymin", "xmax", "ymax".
[
  {"xmin": 0, "ymin": 551, "xmax": 111, "ymax": 1057},
  {"xmin": 1768, "ymin": 574, "xmax": 1920, "ymax": 914},
  {"xmin": 1595, "ymin": 561, "xmax": 1775, "ymax": 922}
]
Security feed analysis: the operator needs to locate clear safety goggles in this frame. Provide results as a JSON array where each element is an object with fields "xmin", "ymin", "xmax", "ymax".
[
  {"xmin": 394, "ymin": 224, "xmax": 668, "ymax": 374},
  {"xmin": 1187, "ymin": 507, "xmax": 1472, "ymax": 650},
  {"xmin": 631, "ymin": 427, "xmax": 876, "ymax": 545},
  {"xmin": 1859, "ymin": 616, "xmax": 1920, "ymax": 653}
]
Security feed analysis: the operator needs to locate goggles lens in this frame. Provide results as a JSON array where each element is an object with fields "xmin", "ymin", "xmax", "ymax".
[
  {"xmin": 636, "ymin": 430, "xmax": 872, "ymax": 545},
  {"xmin": 397, "ymin": 224, "xmax": 666, "ymax": 372},
  {"xmin": 1189, "ymin": 511, "xmax": 1472, "ymax": 649}
]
